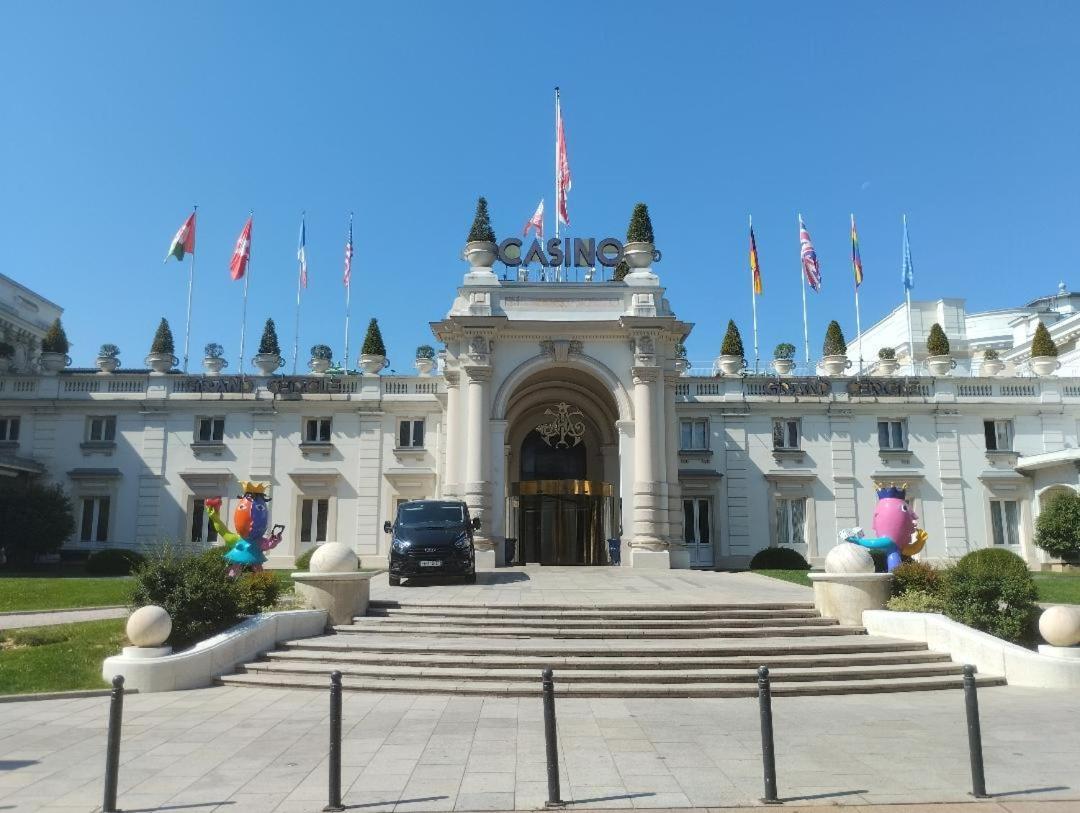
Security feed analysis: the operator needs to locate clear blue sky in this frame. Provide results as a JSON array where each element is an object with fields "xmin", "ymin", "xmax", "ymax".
[{"xmin": 3, "ymin": 1, "xmax": 1078, "ymax": 369}]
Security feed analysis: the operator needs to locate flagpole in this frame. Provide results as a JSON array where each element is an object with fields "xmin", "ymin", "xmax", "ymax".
[
  {"xmin": 238, "ymin": 211, "xmax": 252, "ymax": 384},
  {"xmin": 554, "ymin": 86, "xmax": 560, "ymax": 283},
  {"xmin": 292, "ymin": 212, "xmax": 303, "ymax": 375},
  {"xmin": 904, "ymin": 214, "xmax": 916, "ymax": 375},
  {"xmin": 750, "ymin": 214, "xmax": 759, "ymax": 373},
  {"xmin": 852, "ymin": 214, "xmax": 863, "ymax": 375},
  {"xmin": 183, "ymin": 204, "xmax": 197, "ymax": 373},
  {"xmin": 799, "ymin": 213, "xmax": 810, "ymax": 369},
  {"xmin": 344, "ymin": 212, "xmax": 353, "ymax": 373}
]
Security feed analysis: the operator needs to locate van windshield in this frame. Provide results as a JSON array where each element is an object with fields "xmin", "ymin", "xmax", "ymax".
[{"xmin": 397, "ymin": 502, "xmax": 466, "ymax": 528}]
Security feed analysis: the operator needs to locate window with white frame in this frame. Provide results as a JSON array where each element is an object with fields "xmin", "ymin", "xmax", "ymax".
[
  {"xmin": 79, "ymin": 496, "xmax": 111, "ymax": 543},
  {"xmin": 682, "ymin": 498, "xmax": 711, "ymax": 545},
  {"xmin": 299, "ymin": 497, "xmax": 330, "ymax": 543},
  {"xmin": 877, "ymin": 419, "xmax": 906, "ymax": 450},
  {"xmin": 989, "ymin": 499, "xmax": 1020, "ymax": 546},
  {"xmin": 984, "ymin": 420, "xmax": 1013, "ymax": 451},
  {"xmin": 0, "ymin": 416, "xmax": 19, "ymax": 441},
  {"xmin": 303, "ymin": 417, "xmax": 332, "ymax": 444},
  {"xmin": 86, "ymin": 416, "xmax": 117, "ymax": 442},
  {"xmin": 772, "ymin": 418, "xmax": 800, "ymax": 450},
  {"xmin": 189, "ymin": 498, "xmax": 220, "ymax": 544},
  {"xmin": 776, "ymin": 497, "xmax": 807, "ymax": 546},
  {"xmin": 398, "ymin": 418, "xmax": 425, "ymax": 448},
  {"xmin": 195, "ymin": 416, "xmax": 225, "ymax": 443},
  {"xmin": 679, "ymin": 418, "xmax": 709, "ymax": 451}
]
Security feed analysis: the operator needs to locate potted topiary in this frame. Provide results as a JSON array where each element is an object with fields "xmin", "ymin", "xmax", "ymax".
[
  {"xmin": 463, "ymin": 196, "xmax": 497, "ymax": 268},
  {"xmin": 876, "ymin": 346, "xmax": 898, "ymax": 376},
  {"xmin": 1030, "ymin": 322, "xmax": 1061, "ymax": 376},
  {"xmin": 820, "ymin": 320, "xmax": 852, "ymax": 376},
  {"xmin": 203, "ymin": 342, "xmax": 228, "ymax": 376},
  {"xmin": 623, "ymin": 203, "xmax": 657, "ymax": 269},
  {"xmin": 415, "ymin": 344, "xmax": 436, "ymax": 376},
  {"xmin": 717, "ymin": 320, "xmax": 747, "ymax": 375},
  {"xmin": 0, "ymin": 341, "xmax": 14, "ymax": 374},
  {"xmin": 145, "ymin": 318, "xmax": 178, "ymax": 374},
  {"xmin": 309, "ymin": 344, "xmax": 333, "ymax": 375},
  {"xmin": 253, "ymin": 318, "xmax": 284, "ymax": 375},
  {"xmin": 38, "ymin": 318, "xmax": 71, "ymax": 375},
  {"xmin": 981, "ymin": 348, "xmax": 1004, "ymax": 377},
  {"xmin": 673, "ymin": 342, "xmax": 690, "ymax": 375},
  {"xmin": 96, "ymin": 343, "xmax": 121, "ymax": 374},
  {"xmin": 925, "ymin": 322, "xmax": 955, "ymax": 376},
  {"xmin": 772, "ymin": 342, "xmax": 796, "ymax": 375},
  {"xmin": 359, "ymin": 318, "xmax": 388, "ymax": 374}
]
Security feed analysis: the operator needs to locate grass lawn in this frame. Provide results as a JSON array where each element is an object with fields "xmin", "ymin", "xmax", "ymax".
[
  {"xmin": 0, "ymin": 619, "xmax": 125, "ymax": 695},
  {"xmin": 1033, "ymin": 573, "xmax": 1080, "ymax": 605},
  {"xmin": 751, "ymin": 569, "xmax": 813, "ymax": 587},
  {"xmin": 0, "ymin": 575, "xmax": 134, "ymax": 612}
]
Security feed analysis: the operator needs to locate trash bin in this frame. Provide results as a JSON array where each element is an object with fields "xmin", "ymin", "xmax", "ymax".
[
  {"xmin": 607, "ymin": 537, "xmax": 621, "ymax": 566},
  {"xmin": 504, "ymin": 537, "xmax": 517, "ymax": 566}
]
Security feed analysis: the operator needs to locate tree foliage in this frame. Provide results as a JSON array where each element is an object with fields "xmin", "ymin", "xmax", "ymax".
[
  {"xmin": 926, "ymin": 322, "xmax": 950, "ymax": 357},
  {"xmin": 773, "ymin": 343, "xmax": 796, "ymax": 360},
  {"xmin": 415, "ymin": 344, "xmax": 436, "ymax": 359},
  {"xmin": 625, "ymin": 203, "xmax": 655, "ymax": 244},
  {"xmin": 1034, "ymin": 490, "xmax": 1080, "ymax": 559},
  {"xmin": 466, "ymin": 196, "xmax": 496, "ymax": 243},
  {"xmin": 0, "ymin": 479, "xmax": 76, "ymax": 568},
  {"xmin": 41, "ymin": 319, "xmax": 69, "ymax": 354},
  {"xmin": 721, "ymin": 320, "xmax": 744, "ymax": 357},
  {"xmin": 877, "ymin": 346, "xmax": 896, "ymax": 360},
  {"xmin": 822, "ymin": 320, "xmax": 847, "ymax": 357},
  {"xmin": 150, "ymin": 318, "xmax": 175, "ymax": 355},
  {"xmin": 257, "ymin": 318, "xmax": 281, "ymax": 356},
  {"xmin": 613, "ymin": 260, "xmax": 630, "ymax": 281},
  {"xmin": 1031, "ymin": 322, "xmax": 1058, "ymax": 357},
  {"xmin": 942, "ymin": 548, "xmax": 1038, "ymax": 644},
  {"xmin": 361, "ymin": 318, "xmax": 387, "ymax": 356},
  {"xmin": 310, "ymin": 344, "xmax": 333, "ymax": 360}
]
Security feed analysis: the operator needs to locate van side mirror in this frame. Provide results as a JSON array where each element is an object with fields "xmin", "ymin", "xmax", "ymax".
[
  {"xmin": 383, "ymin": 521, "xmax": 392, "ymax": 534},
  {"xmin": 471, "ymin": 516, "xmax": 481, "ymax": 531}
]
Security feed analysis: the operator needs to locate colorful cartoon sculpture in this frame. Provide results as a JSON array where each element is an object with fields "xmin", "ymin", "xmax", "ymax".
[
  {"xmin": 845, "ymin": 483, "xmax": 928, "ymax": 572},
  {"xmin": 205, "ymin": 481, "xmax": 284, "ymax": 578}
]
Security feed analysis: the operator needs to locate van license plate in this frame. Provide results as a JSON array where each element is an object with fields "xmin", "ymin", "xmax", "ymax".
[{"xmin": 419, "ymin": 560, "xmax": 442, "ymax": 567}]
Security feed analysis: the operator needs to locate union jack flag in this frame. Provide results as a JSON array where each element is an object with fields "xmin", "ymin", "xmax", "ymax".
[
  {"xmin": 799, "ymin": 216, "xmax": 821, "ymax": 292},
  {"xmin": 343, "ymin": 216, "xmax": 353, "ymax": 288}
]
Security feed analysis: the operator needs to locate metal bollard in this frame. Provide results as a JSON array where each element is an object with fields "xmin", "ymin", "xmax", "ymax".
[
  {"xmin": 541, "ymin": 669, "xmax": 565, "ymax": 808},
  {"xmin": 962, "ymin": 665, "xmax": 988, "ymax": 799},
  {"xmin": 757, "ymin": 666, "xmax": 781, "ymax": 805},
  {"xmin": 323, "ymin": 671, "xmax": 345, "ymax": 812},
  {"xmin": 101, "ymin": 674, "xmax": 125, "ymax": 813}
]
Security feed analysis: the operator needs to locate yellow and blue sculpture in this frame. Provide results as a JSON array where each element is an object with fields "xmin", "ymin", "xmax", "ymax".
[
  {"xmin": 845, "ymin": 483, "xmax": 928, "ymax": 572},
  {"xmin": 204, "ymin": 481, "xmax": 284, "ymax": 578}
]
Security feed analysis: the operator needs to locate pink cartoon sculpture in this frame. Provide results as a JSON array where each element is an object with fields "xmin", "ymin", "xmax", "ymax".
[
  {"xmin": 845, "ymin": 483, "xmax": 927, "ymax": 571},
  {"xmin": 204, "ymin": 481, "xmax": 284, "ymax": 578}
]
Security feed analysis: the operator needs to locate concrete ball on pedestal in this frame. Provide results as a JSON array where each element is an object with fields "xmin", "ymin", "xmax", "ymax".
[
  {"xmin": 1038, "ymin": 605, "xmax": 1080, "ymax": 647},
  {"xmin": 126, "ymin": 605, "xmax": 172, "ymax": 647},
  {"xmin": 824, "ymin": 542, "xmax": 875, "ymax": 575},
  {"xmin": 309, "ymin": 542, "xmax": 359, "ymax": 574}
]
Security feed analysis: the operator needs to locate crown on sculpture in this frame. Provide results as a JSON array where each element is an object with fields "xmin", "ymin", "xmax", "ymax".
[
  {"xmin": 239, "ymin": 481, "xmax": 269, "ymax": 497},
  {"xmin": 875, "ymin": 481, "xmax": 908, "ymax": 500}
]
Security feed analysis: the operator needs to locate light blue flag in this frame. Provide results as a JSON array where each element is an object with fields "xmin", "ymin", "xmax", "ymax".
[{"xmin": 901, "ymin": 215, "xmax": 914, "ymax": 291}]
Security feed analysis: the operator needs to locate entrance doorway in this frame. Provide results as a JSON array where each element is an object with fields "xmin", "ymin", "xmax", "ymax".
[{"xmin": 508, "ymin": 480, "xmax": 617, "ymax": 565}]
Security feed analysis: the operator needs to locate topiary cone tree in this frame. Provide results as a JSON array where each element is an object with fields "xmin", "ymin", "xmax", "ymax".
[
  {"xmin": 361, "ymin": 318, "xmax": 387, "ymax": 357},
  {"xmin": 1031, "ymin": 322, "xmax": 1058, "ymax": 357},
  {"xmin": 41, "ymin": 318, "xmax": 70, "ymax": 354},
  {"xmin": 466, "ymin": 196, "xmax": 496, "ymax": 244},
  {"xmin": 257, "ymin": 318, "xmax": 281, "ymax": 357},
  {"xmin": 822, "ymin": 320, "xmax": 847, "ymax": 357},
  {"xmin": 626, "ymin": 203, "xmax": 655, "ymax": 244},
  {"xmin": 613, "ymin": 259, "xmax": 630, "ymax": 281},
  {"xmin": 150, "ymin": 318, "xmax": 175, "ymax": 355},
  {"xmin": 926, "ymin": 322, "xmax": 950, "ymax": 357},
  {"xmin": 721, "ymin": 320, "xmax": 745, "ymax": 358}
]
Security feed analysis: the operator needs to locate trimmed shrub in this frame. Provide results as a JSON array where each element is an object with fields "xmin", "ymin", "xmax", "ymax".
[
  {"xmin": 1034, "ymin": 490, "xmax": 1080, "ymax": 560},
  {"xmin": 1031, "ymin": 322, "xmax": 1058, "ymax": 357},
  {"xmin": 85, "ymin": 548, "xmax": 146, "ymax": 576},
  {"xmin": 822, "ymin": 321, "xmax": 847, "ymax": 357},
  {"xmin": 204, "ymin": 342, "xmax": 225, "ymax": 359},
  {"xmin": 41, "ymin": 319, "xmax": 69, "ymax": 354},
  {"xmin": 983, "ymin": 348, "xmax": 1000, "ymax": 361},
  {"xmin": 295, "ymin": 547, "xmax": 315, "ymax": 571},
  {"xmin": 361, "ymin": 319, "xmax": 386, "ymax": 356},
  {"xmin": 98, "ymin": 343, "xmax": 120, "ymax": 359},
  {"xmin": 416, "ymin": 344, "xmax": 436, "ymax": 359},
  {"xmin": 942, "ymin": 548, "xmax": 1038, "ymax": 644},
  {"xmin": 150, "ymin": 318, "xmax": 175, "ymax": 355},
  {"xmin": 887, "ymin": 590, "xmax": 944, "ymax": 613},
  {"xmin": 892, "ymin": 560, "xmax": 941, "ymax": 596},
  {"xmin": 626, "ymin": 203, "xmax": 655, "ymax": 244},
  {"xmin": 613, "ymin": 259, "xmax": 630, "ymax": 281},
  {"xmin": 749, "ymin": 547, "xmax": 810, "ymax": 570},
  {"xmin": 721, "ymin": 320, "xmax": 745, "ymax": 357},
  {"xmin": 774, "ymin": 342, "xmax": 796, "ymax": 360},
  {"xmin": 877, "ymin": 347, "xmax": 896, "ymax": 360},
  {"xmin": 467, "ymin": 196, "xmax": 496, "ymax": 243},
  {"xmin": 258, "ymin": 318, "xmax": 281, "ymax": 356},
  {"xmin": 0, "ymin": 479, "xmax": 75, "ymax": 568},
  {"xmin": 235, "ymin": 571, "xmax": 283, "ymax": 615},
  {"xmin": 310, "ymin": 344, "xmax": 333, "ymax": 360},
  {"xmin": 927, "ymin": 323, "xmax": 950, "ymax": 356}
]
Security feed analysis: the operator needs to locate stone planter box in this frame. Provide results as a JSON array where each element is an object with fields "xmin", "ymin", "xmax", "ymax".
[
  {"xmin": 203, "ymin": 356, "xmax": 228, "ymax": 376},
  {"xmin": 415, "ymin": 357, "xmax": 434, "ymax": 376},
  {"xmin": 809, "ymin": 572, "xmax": 893, "ymax": 626},
  {"xmin": 820, "ymin": 354, "xmax": 851, "ymax": 376},
  {"xmin": 309, "ymin": 357, "xmax": 331, "ymax": 375},
  {"xmin": 253, "ymin": 353, "xmax": 284, "ymax": 375},
  {"xmin": 771, "ymin": 358, "xmax": 794, "ymax": 375},
  {"xmin": 876, "ymin": 359, "xmax": 898, "ymax": 376},
  {"xmin": 292, "ymin": 571, "xmax": 374, "ymax": 625},
  {"xmin": 981, "ymin": 359, "xmax": 1004, "ymax": 377},
  {"xmin": 1031, "ymin": 356, "xmax": 1061, "ymax": 376},
  {"xmin": 38, "ymin": 351, "xmax": 70, "ymax": 376},
  {"xmin": 926, "ymin": 355, "xmax": 955, "ymax": 376},
  {"xmin": 145, "ymin": 352, "xmax": 177, "ymax": 374},
  {"xmin": 717, "ymin": 355, "xmax": 746, "ymax": 376},
  {"xmin": 358, "ymin": 353, "xmax": 387, "ymax": 375},
  {"xmin": 95, "ymin": 357, "xmax": 119, "ymax": 373}
]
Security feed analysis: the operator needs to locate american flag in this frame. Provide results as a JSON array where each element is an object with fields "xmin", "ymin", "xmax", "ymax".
[
  {"xmin": 343, "ymin": 216, "xmax": 353, "ymax": 288},
  {"xmin": 799, "ymin": 216, "xmax": 821, "ymax": 292}
]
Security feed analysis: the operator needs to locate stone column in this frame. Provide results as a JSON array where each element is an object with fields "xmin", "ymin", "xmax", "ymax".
[
  {"xmin": 489, "ymin": 419, "xmax": 508, "ymax": 565},
  {"xmin": 631, "ymin": 366, "xmax": 669, "ymax": 567},
  {"xmin": 665, "ymin": 372, "xmax": 688, "ymax": 568},
  {"xmin": 464, "ymin": 365, "xmax": 494, "ymax": 566},
  {"xmin": 443, "ymin": 371, "xmax": 461, "ymax": 497}
]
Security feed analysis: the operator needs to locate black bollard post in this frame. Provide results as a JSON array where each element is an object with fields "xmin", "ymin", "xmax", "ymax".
[
  {"xmin": 757, "ymin": 666, "xmax": 781, "ymax": 805},
  {"xmin": 962, "ymin": 665, "xmax": 988, "ymax": 799},
  {"xmin": 101, "ymin": 674, "xmax": 125, "ymax": 813},
  {"xmin": 541, "ymin": 669, "xmax": 565, "ymax": 808},
  {"xmin": 324, "ymin": 670, "xmax": 345, "ymax": 812}
]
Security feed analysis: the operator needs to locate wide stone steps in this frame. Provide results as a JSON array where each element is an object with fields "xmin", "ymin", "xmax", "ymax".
[
  {"xmin": 367, "ymin": 601, "xmax": 817, "ymax": 619},
  {"xmin": 334, "ymin": 621, "xmax": 855, "ymax": 639},
  {"xmin": 359, "ymin": 614, "xmax": 826, "ymax": 629}
]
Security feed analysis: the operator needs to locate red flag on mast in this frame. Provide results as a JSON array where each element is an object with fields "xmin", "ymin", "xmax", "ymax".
[
  {"xmin": 556, "ymin": 92, "xmax": 571, "ymax": 227},
  {"xmin": 230, "ymin": 216, "xmax": 252, "ymax": 280},
  {"xmin": 523, "ymin": 199, "xmax": 544, "ymax": 239}
]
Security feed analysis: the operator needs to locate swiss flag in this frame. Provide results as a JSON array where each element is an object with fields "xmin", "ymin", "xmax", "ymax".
[{"xmin": 230, "ymin": 216, "xmax": 252, "ymax": 280}]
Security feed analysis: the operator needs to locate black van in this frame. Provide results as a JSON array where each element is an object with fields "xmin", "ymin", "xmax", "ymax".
[{"xmin": 383, "ymin": 500, "xmax": 479, "ymax": 586}]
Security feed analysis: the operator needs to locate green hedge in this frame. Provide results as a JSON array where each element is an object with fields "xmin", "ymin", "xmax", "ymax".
[
  {"xmin": 295, "ymin": 547, "xmax": 315, "ymax": 571},
  {"xmin": 749, "ymin": 547, "xmax": 810, "ymax": 570},
  {"xmin": 85, "ymin": 549, "xmax": 146, "ymax": 576},
  {"xmin": 942, "ymin": 548, "xmax": 1037, "ymax": 644}
]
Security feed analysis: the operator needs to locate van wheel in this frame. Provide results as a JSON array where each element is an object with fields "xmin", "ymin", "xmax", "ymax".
[{"xmin": 389, "ymin": 575, "xmax": 401, "ymax": 586}]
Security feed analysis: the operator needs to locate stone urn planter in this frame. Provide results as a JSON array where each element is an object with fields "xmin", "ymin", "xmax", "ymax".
[
  {"xmin": 309, "ymin": 357, "xmax": 331, "ymax": 375},
  {"xmin": 674, "ymin": 357, "xmax": 691, "ymax": 377},
  {"xmin": 203, "ymin": 356, "xmax": 228, "ymax": 376},
  {"xmin": 1031, "ymin": 356, "xmax": 1061, "ymax": 376},
  {"xmin": 95, "ymin": 356, "xmax": 119, "ymax": 374},
  {"xmin": 926, "ymin": 355, "xmax": 955, "ymax": 376},
  {"xmin": 145, "ymin": 352, "xmax": 176, "ymax": 375},
  {"xmin": 622, "ymin": 241, "xmax": 656, "ymax": 269},
  {"xmin": 462, "ymin": 240, "xmax": 497, "ymax": 269},
  {"xmin": 415, "ymin": 357, "xmax": 434, "ymax": 376},
  {"xmin": 876, "ymin": 358, "xmax": 899, "ymax": 377},
  {"xmin": 820, "ymin": 354, "xmax": 851, "ymax": 376},
  {"xmin": 981, "ymin": 358, "xmax": 1005, "ymax": 377},
  {"xmin": 771, "ymin": 357, "xmax": 794, "ymax": 376},
  {"xmin": 252, "ymin": 353, "xmax": 284, "ymax": 376},
  {"xmin": 38, "ymin": 352, "xmax": 70, "ymax": 376},
  {"xmin": 359, "ymin": 353, "xmax": 387, "ymax": 375},
  {"xmin": 717, "ymin": 355, "xmax": 746, "ymax": 376}
]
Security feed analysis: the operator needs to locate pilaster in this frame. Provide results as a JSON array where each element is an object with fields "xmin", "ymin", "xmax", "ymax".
[
  {"xmin": 665, "ymin": 372, "xmax": 687, "ymax": 567},
  {"xmin": 723, "ymin": 413, "xmax": 751, "ymax": 557},
  {"xmin": 354, "ymin": 406, "xmax": 385, "ymax": 560},
  {"xmin": 135, "ymin": 409, "xmax": 168, "ymax": 546},
  {"xmin": 443, "ymin": 370, "xmax": 462, "ymax": 497},
  {"xmin": 935, "ymin": 409, "xmax": 968, "ymax": 557},
  {"xmin": 829, "ymin": 409, "xmax": 857, "ymax": 559}
]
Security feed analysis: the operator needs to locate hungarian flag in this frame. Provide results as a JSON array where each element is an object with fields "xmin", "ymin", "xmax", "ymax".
[
  {"xmin": 164, "ymin": 211, "xmax": 196, "ymax": 263},
  {"xmin": 556, "ymin": 93, "xmax": 571, "ymax": 227},
  {"xmin": 523, "ymin": 199, "xmax": 544, "ymax": 239},
  {"xmin": 230, "ymin": 216, "xmax": 252, "ymax": 280}
]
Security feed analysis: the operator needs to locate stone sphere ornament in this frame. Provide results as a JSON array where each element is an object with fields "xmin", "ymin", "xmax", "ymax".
[
  {"xmin": 824, "ymin": 542, "xmax": 875, "ymax": 575},
  {"xmin": 126, "ymin": 605, "xmax": 172, "ymax": 648},
  {"xmin": 1038, "ymin": 605, "xmax": 1080, "ymax": 647},
  {"xmin": 309, "ymin": 541, "xmax": 359, "ymax": 573}
]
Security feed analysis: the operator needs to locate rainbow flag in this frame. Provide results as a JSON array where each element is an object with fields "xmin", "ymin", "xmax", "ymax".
[
  {"xmin": 851, "ymin": 214, "xmax": 864, "ymax": 288},
  {"xmin": 750, "ymin": 224, "xmax": 762, "ymax": 295}
]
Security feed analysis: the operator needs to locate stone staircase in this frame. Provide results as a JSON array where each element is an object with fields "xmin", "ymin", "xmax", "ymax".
[{"xmin": 216, "ymin": 599, "xmax": 1004, "ymax": 697}]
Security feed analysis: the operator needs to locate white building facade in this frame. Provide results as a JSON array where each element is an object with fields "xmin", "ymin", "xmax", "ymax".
[{"xmin": 4, "ymin": 260, "xmax": 1080, "ymax": 571}]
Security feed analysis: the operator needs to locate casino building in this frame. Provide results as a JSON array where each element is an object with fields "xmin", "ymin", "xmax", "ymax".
[{"xmin": 4, "ymin": 259, "xmax": 1080, "ymax": 571}]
